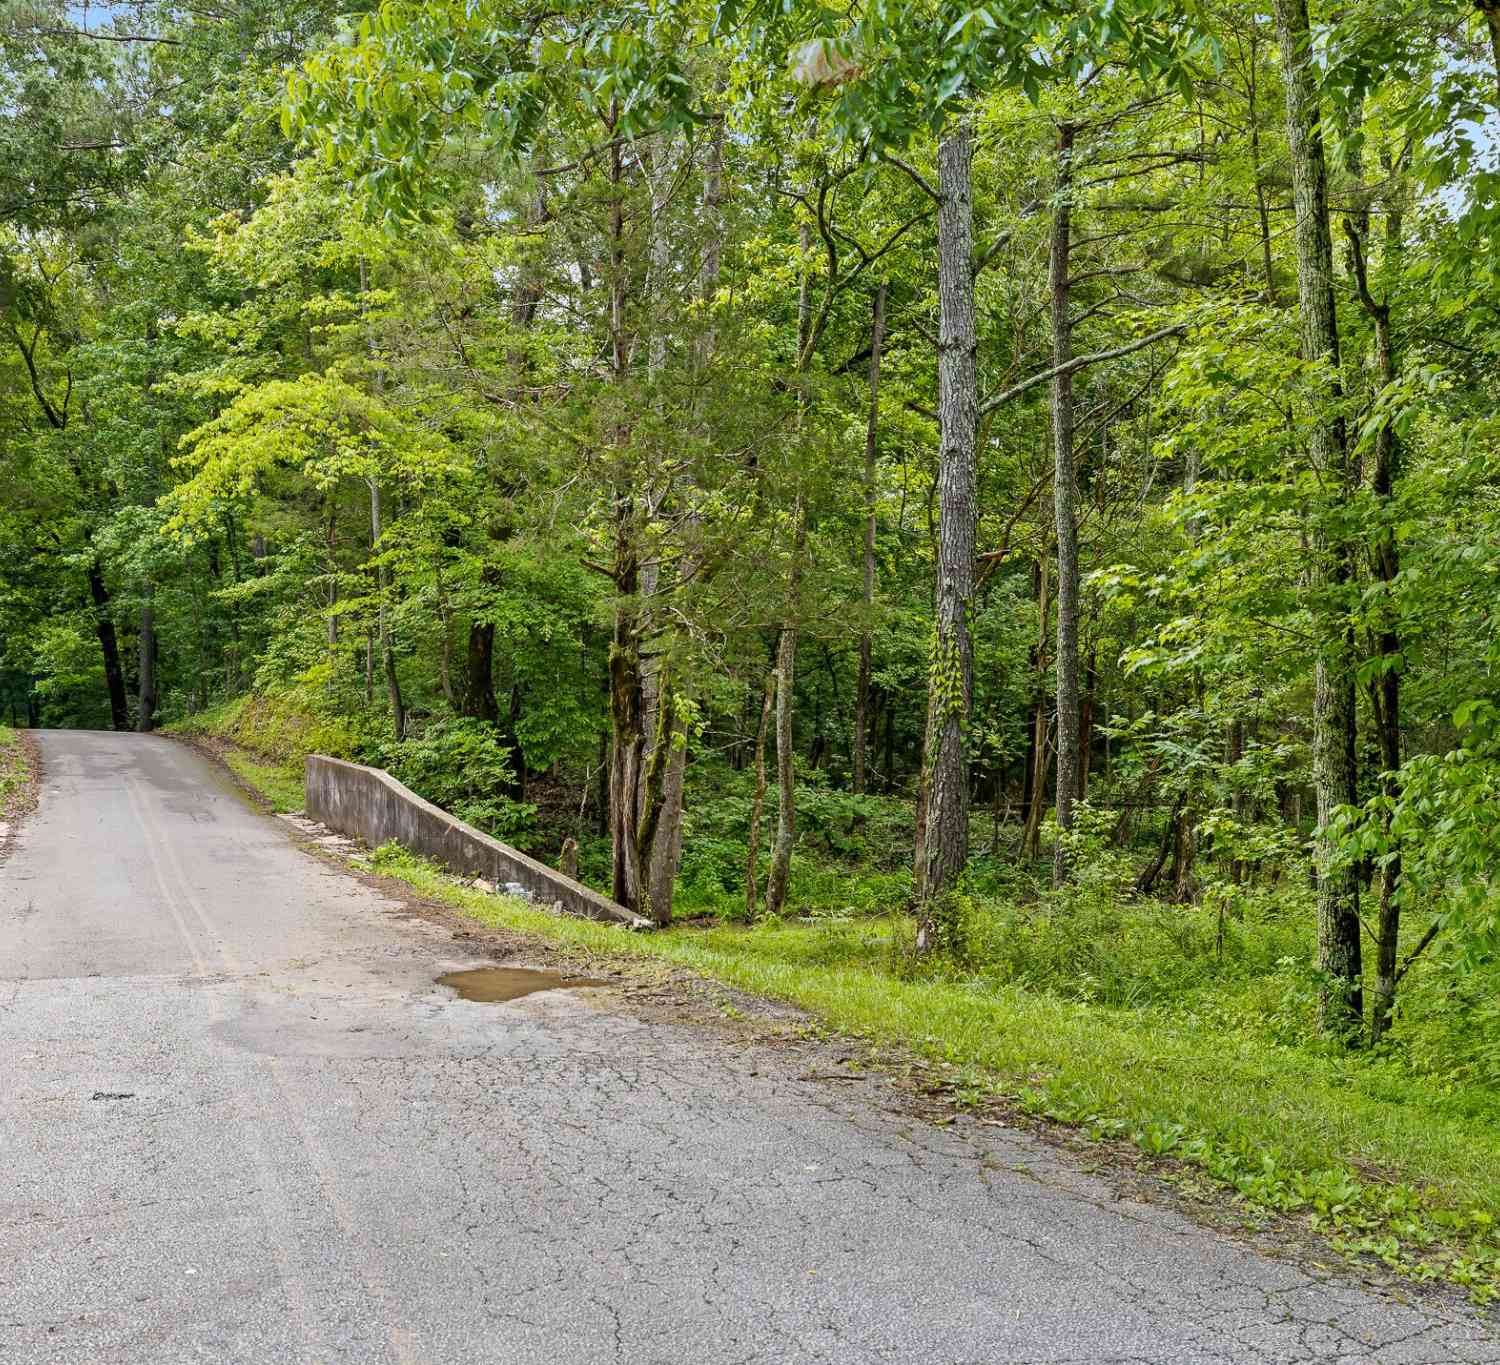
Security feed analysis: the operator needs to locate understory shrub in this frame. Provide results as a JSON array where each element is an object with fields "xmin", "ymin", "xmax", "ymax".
[{"xmin": 370, "ymin": 714, "xmax": 536, "ymax": 841}]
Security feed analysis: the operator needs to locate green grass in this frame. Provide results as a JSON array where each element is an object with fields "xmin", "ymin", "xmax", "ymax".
[
  {"xmin": 220, "ymin": 748, "xmax": 306, "ymax": 813},
  {"xmin": 168, "ymin": 693, "xmax": 359, "ymax": 768},
  {"xmin": 168, "ymin": 693, "xmax": 357, "ymax": 814},
  {"xmin": 0, "ymin": 725, "xmax": 29, "ymax": 805}
]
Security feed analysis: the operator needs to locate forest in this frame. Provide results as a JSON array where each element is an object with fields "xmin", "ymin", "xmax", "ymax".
[{"xmin": 5, "ymin": 0, "xmax": 1500, "ymax": 1282}]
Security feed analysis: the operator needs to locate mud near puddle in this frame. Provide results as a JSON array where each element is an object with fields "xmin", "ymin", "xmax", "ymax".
[{"xmin": 438, "ymin": 966, "xmax": 610, "ymax": 1004}]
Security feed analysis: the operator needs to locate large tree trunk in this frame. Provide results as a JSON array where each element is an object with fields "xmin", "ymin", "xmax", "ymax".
[
  {"xmin": 601, "ymin": 111, "xmax": 654, "ymax": 918},
  {"xmin": 853, "ymin": 282, "xmax": 886, "ymax": 796},
  {"xmin": 917, "ymin": 123, "xmax": 978, "ymax": 930},
  {"xmin": 87, "ymin": 559, "xmax": 129, "ymax": 732},
  {"xmin": 464, "ymin": 619, "xmax": 499, "ymax": 724},
  {"xmin": 633, "ymin": 126, "xmax": 728, "ymax": 925},
  {"xmin": 1050, "ymin": 121, "xmax": 1081, "ymax": 888},
  {"xmin": 1274, "ymin": 0, "xmax": 1364, "ymax": 1037},
  {"xmin": 136, "ymin": 593, "xmax": 158, "ymax": 733}
]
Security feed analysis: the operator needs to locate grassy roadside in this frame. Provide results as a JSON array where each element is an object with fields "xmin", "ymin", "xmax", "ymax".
[
  {"xmin": 168, "ymin": 697, "xmax": 336, "ymax": 812},
  {"xmin": 198, "ymin": 730, "xmax": 1500, "ymax": 1303},
  {"xmin": 0, "ymin": 725, "xmax": 34, "ymax": 822}
]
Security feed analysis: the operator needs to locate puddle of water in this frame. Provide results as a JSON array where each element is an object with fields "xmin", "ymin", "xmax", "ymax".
[{"xmin": 437, "ymin": 966, "xmax": 610, "ymax": 1004}]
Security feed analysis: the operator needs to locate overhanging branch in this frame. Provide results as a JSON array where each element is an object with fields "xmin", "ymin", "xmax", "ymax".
[{"xmin": 978, "ymin": 322, "xmax": 1186, "ymax": 417}]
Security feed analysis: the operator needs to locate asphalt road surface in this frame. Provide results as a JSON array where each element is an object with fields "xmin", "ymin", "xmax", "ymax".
[{"xmin": 3, "ymin": 730, "xmax": 1497, "ymax": 1364}]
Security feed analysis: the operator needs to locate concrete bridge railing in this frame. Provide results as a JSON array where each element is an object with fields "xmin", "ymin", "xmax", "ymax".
[{"xmin": 304, "ymin": 755, "xmax": 652, "ymax": 931}]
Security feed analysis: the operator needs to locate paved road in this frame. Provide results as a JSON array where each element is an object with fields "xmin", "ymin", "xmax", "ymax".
[{"xmin": 2, "ymin": 731, "xmax": 1495, "ymax": 1364}]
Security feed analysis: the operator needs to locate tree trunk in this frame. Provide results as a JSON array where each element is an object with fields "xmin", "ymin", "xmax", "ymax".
[
  {"xmin": 1245, "ymin": 24, "xmax": 1278, "ymax": 304},
  {"xmin": 745, "ymin": 669, "xmax": 776, "ymax": 917},
  {"xmin": 853, "ymin": 282, "xmax": 886, "ymax": 796},
  {"xmin": 369, "ymin": 478, "xmax": 405, "ymax": 741},
  {"xmin": 1136, "ymin": 790, "xmax": 1187, "ymax": 897},
  {"xmin": 917, "ymin": 122, "xmax": 978, "ymax": 928},
  {"xmin": 1347, "ymin": 156, "xmax": 1404, "ymax": 1043},
  {"xmin": 223, "ymin": 512, "xmax": 246, "ymax": 693},
  {"xmin": 608, "ymin": 502, "xmax": 645, "ymax": 911},
  {"xmin": 507, "ymin": 682, "xmax": 526, "ymax": 801},
  {"xmin": 325, "ymin": 502, "xmax": 340, "ymax": 695},
  {"xmin": 1274, "ymin": 0, "xmax": 1363, "ymax": 1037},
  {"xmin": 639, "ymin": 118, "xmax": 728, "ymax": 923},
  {"xmin": 464, "ymin": 620, "xmax": 498, "ymax": 724},
  {"xmin": 136, "ymin": 593, "xmax": 158, "ymax": 733},
  {"xmin": 1227, "ymin": 717, "xmax": 1246, "ymax": 883},
  {"xmin": 1078, "ymin": 643, "xmax": 1097, "ymax": 801},
  {"xmin": 1022, "ymin": 553, "xmax": 1052, "ymax": 861},
  {"xmin": 765, "ymin": 211, "xmax": 817, "ymax": 918},
  {"xmin": 1051, "ymin": 121, "xmax": 1081, "ymax": 888},
  {"xmin": 436, "ymin": 568, "xmax": 457, "ymax": 710},
  {"xmin": 87, "ymin": 560, "xmax": 129, "ymax": 732},
  {"xmin": 765, "ymin": 592, "xmax": 802, "ymax": 917},
  {"xmin": 601, "ymin": 110, "xmax": 652, "ymax": 918}
]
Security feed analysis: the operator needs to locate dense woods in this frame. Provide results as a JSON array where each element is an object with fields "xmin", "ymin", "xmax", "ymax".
[{"xmin": 6, "ymin": 0, "xmax": 1500, "ymax": 1084}]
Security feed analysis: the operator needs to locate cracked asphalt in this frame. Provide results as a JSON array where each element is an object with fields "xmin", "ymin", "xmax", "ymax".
[{"xmin": 2, "ymin": 730, "xmax": 1497, "ymax": 1364}]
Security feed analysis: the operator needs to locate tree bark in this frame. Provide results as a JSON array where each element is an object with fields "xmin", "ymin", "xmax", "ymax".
[
  {"xmin": 853, "ymin": 282, "xmax": 886, "ymax": 796},
  {"xmin": 917, "ymin": 123, "xmax": 978, "ymax": 927},
  {"xmin": 87, "ymin": 560, "xmax": 129, "ymax": 731},
  {"xmin": 464, "ymin": 619, "xmax": 499, "ymax": 723},
  {"xmin": 1051, "ymin": 121, "xmax": 1081, "ymax": 888},
  {"xmin": 1274, "ymin": 0, "xmax": 1364, "ymax": 1037}
]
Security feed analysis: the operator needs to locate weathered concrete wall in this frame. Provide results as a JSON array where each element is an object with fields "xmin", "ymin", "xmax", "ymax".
[{"xmin": 304, "ymin": 755, "xmax": 651, "ymax": 930}]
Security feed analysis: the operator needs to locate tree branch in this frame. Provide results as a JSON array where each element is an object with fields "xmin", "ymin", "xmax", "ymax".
[
  {"xmin": 978, "ymin": 322, "xmax": 1186, "ymax": 417},
  {"xmin": 1393, "ymin": 919, "xmax": 1441, "ymax": 986},
  {"xmin": 877, "ymin": 151, "xmax": 939, "ymax": 203},
  {"xmin": 38, "ymin": 26, "xmax": 181, "ymax": 44}
]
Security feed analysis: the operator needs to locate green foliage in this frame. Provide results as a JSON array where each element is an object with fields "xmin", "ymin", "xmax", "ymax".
[
  {"xmin": 172, "ymin": 692, "xmax": 361, "ymax": 766},
  {"xmin": 371, "ymin": 715, "xmax": 537, "ymax": 839}
]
